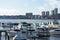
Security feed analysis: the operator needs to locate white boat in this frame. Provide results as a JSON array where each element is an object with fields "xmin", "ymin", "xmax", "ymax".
[
  {"xmin": 13, "ymin": 35, "xmax": 26, "ymax": 40},
  {"xmin": 35, "ymin": 27, "xmax": 50, "ymax": 37},
  {"xmin": 50, "ymin": 29, "xmax": 60, "ymax": 35},
  {"xmin": 7, "ymin": 30, "xmax": 17, "ymax": 37}
]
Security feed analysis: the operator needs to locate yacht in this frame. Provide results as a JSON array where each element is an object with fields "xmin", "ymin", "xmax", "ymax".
[
  {"xmin": 7, "ymin": 30, "xmax": 17, "ymax": 37},
  {"xmin": 50, "ymin": 29, "xmax": 60, "ymax": 35},
  {"xmin": 13, "ymin": 28, "xmax": 28, "ymax": 40},
  {"xmin": 36, "ymin": 27, "xmax": 50, "ymax": 37}
]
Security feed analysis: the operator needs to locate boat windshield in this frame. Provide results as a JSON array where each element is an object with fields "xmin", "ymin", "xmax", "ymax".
[{"xmin": 55, "ymin": 29, "xmax": 60, "ymax": 31}]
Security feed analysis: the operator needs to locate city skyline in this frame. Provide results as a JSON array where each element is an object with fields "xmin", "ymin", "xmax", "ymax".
[
  {"xmin": 0, "ymin": 8, "xmax": 59, "ymax": 19},
  {"xmin": 0, "ymin": 0, "xmax": 60, "ymax": 15}
]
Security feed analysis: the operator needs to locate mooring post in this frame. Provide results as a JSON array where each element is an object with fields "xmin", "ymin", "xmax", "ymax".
[
  {"xmin": 0, "ymin": 31, "xmax": 1, "ymax": 40},
  {"xmin": 8, "ymin": 36, "xmax": 10, "ymax": 40},
  {"xmin": 5, "ymin": 32, "xmax": 8, "ymax": 40}
]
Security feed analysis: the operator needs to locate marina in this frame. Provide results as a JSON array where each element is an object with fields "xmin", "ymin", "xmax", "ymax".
[{"xmin": 0, "ymin": 19, "xmax": 60, "ymax": 40}]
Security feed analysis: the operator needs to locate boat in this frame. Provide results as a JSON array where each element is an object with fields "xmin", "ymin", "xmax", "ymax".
[
  {"xmin": 7, "ymin": 30, "xmax": 17, "ymax": 37},
  {"xmin": 36, "ymin": 27, "xmax": 50, "ymax": 37},
  {"xmin": 50, "ymin": 29, "xmax": 60, "ymax": 36},
  {"xmin": 13, "ymin": 35, "xmax": 26, "ymax": 40}
]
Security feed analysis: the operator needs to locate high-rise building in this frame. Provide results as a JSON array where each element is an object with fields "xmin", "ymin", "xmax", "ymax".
[
  {"xmin": 54, "ymin": 8, "xmax": 58, "ymax": 15},
  {"xmin": 51, "ymin": 10, "xmax": 54, "ymax": 15},
  {"xmin": 26, "ymin": 13, "xmax": 33, "ymax": 19},
  {"xmin": 42, "ymin": 11, "xmax": 45, "ymax": 16},
  {"xmin": 26, "ymin": 13, "xmax": 33, "ymax": 16},
  {"xmin": 51, "ymin": 8, "xmax": 58, "ymax": 15},
  {"xmin": 46, "ymin": 11, "xmax": 49, "ymax": 16},
  {"xmin": 41, "ymin": 11, "xmax": 46, "ymax": 19}
]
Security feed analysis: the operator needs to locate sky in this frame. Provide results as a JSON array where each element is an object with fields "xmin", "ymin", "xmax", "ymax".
[{"xmin": 0, "ymin": 0, "xmax": 60, "ymax": 15}]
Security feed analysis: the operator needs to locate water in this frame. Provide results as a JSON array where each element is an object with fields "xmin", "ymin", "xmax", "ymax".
[
  {"xmin": 38, "ymin": 36, "xmax": 60, "ymax": 40},
  {"xmin": 49, "ymin": 36, "xmax": 60, "ymax": 40},
  {"xmin": 27, "ymin": 36, "xmax": 60, "ymax": 40},
  {"xmin": 1, "ymin": 36, "xmax": 60, "ymax": 40},
  {"xmin": 0, "ymin": 19, "xmax": 55, "ymax": 23}
]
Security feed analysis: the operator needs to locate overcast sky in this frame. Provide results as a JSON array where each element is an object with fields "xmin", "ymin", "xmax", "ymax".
[{"xmin": 0, "ymin": 0, "xmax": 60, "ymax": 15}]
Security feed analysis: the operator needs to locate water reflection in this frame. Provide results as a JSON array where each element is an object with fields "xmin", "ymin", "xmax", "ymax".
[
  {"xmin": 49, "ymin": 36, "xmax": 60, "ymax": 40},
  {"xmin": 36, "ymin": 37, "xmax": 49, "ymax": 40},
  {"xmin": 1, "ymin": 36, "xmax": 60, "ymax": 40}
]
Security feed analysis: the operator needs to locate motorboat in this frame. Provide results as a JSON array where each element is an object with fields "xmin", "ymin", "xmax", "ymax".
[
  {"xmin": 13, "ymin": 35, "xmax": 26, "ymax": 40},
  {"xmin": 36, "ymin": 27, "xmax": 50, "ymax": 37},
  {"xmin": 7, "ymin": 30, "xmax": 17, "ymax": 37},
  {"xmin": 50, "ymin": 29, "xmax": 60, "ymax": 35}
]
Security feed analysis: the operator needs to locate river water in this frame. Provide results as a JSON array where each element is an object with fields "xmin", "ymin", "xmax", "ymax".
[
  {"xmin": 37, "ymin": 36, "xmax": 60, "ymax": 40},
  {"xmin": 1, "ymin": 36, "xmax": 60, "ymax": 40}
]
